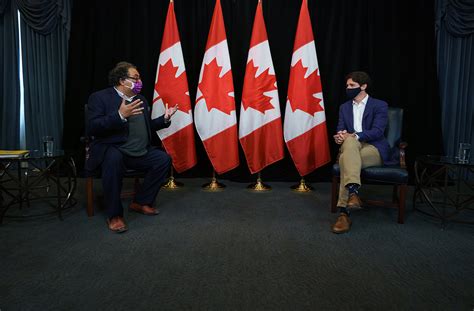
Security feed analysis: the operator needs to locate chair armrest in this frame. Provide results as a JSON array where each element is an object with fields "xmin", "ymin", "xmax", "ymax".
[
  {"xmin": 399, "ymin": 142, "xmax": 408, "ymax": 169},
  {"xmin": 80, "ymin": 136, "xmax": 91, "ymax": 161}
]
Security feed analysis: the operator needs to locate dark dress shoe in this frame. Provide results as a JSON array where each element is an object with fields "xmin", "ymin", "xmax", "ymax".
[
  {"xmin": 347, "ymin": 193, "xmax": 362, "ymax": 210},
  {"xmin": 331, "ymin": 213, "xmax": 352, "ymax": 234},
  {"xmin": 107, "ymin": 216, "xmax": 128, "ymax": 233},
  {"xmin": 129, "ymin": 202, "xmax": 160, "ymax": 216}
]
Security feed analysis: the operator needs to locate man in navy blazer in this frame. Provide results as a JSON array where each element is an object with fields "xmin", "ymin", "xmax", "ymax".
[
  {"xmin": 331, "ymin": 71, "xmax": 392, "ymax": 234},
  {"xmin": 87, "ymin": 61, "xmax": 177, "ymax": 233}
]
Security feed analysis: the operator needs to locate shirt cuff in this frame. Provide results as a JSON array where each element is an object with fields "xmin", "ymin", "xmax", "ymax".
[
  {"xmin": 118, "ymin": 110, "xmax": 127, "ymax": 122},
  {"xmin": 355, "ymin": 133, "xmax": 360, "ymax": 140}
]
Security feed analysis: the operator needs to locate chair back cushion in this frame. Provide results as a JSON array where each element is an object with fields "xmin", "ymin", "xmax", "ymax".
[
  {"xmin": 385, "ymin": 107, "xmax": 403, "ymax": 149},
  {"xmin": 385, "ymin": 107, "xmax": 403, "ymax": 148}
]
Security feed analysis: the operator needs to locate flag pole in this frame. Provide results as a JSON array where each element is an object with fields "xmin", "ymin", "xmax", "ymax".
[
  {"xmin": 202, "ymin": 170, "xmax": 226, "ymax": 191},
  {"xmin": 291, "ymin": 177, "xmax": 313, "ymax": 192},
  {"xmin": 247, "ymin": 171, "xmax": 271, "ymax": 191},
  {"xmin": 162, "ymin": 167, "xmax": 183, "ymax": 189}
]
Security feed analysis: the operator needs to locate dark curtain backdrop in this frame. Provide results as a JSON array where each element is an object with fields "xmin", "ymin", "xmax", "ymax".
[
  {"xmin": 436, "ymin": 0, "xmax": 474, "ymax": 160},
  {"xmin": 20, "ymin": 0, "xmax": 71, "ymax": 151},
  {"xmin": 63, "ymin": 0, "xmax": 443, "ymax": 181},
  {"xmin": 0, "ymin": 0, "xmax": 20, "ymax": 149},
  {"xmin": 0, "ymin": 0, "xmax": 71, "ymax": 151}
]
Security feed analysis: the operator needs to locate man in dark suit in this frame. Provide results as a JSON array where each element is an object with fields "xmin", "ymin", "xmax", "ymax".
[
  {"xmin": 87, "ymin": 61, "xmax": 177, "ymax": 233},
  {"xmin": 331, "ymin": 71, "xmax": 392, "ymax": 234}
]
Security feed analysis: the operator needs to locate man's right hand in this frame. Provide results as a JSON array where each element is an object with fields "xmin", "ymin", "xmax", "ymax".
[
  {"xmin": 334, "ymin": 130, "xmax": 347, "ymax": 145},
  {"xmin": 118, "ymin": 98, "xmax": 144, "ymax": 118}
]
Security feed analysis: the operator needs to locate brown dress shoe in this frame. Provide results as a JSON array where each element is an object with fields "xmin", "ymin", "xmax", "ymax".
[
  {"xmin": 129, "ymin": 202, "xmax": 160, "ymax": 216},
  {"xmin": 347, "ymin": 193, "xmax": 362, "ymax": 210},
  {"xmin": 107, "ymin": 216, "xmax": 128, "ymax": 233},
  {"xmin": 331, "ymin": 213, "xmax": 352, "ymax": 234}
]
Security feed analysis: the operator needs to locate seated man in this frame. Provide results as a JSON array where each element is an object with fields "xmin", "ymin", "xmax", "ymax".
[
  {"xmin": 86, "ymin": 61, "xmax": 177, "ymax": 233},
  {"xmin": 332, "ymin": 71, "xmax": 393, "ymax": 234}
]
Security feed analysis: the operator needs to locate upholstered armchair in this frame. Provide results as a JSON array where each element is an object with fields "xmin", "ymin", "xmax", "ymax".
[{"xmin": 331, "ymin": 107, "xmax": 408, "ymax": 223}]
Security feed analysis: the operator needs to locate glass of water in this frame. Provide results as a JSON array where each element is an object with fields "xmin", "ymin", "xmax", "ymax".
[
  {"xmin": 42, "ymin": 136, "xmax": 54, "ymax": 156},
  {"xmin": 457, "ymin": 143, "xmax": 471, "ymax": 164}
]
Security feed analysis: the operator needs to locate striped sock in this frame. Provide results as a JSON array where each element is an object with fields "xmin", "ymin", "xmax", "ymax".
[{"xmin": 346, "ymin": 183, "xmax": 360, "ymax": 195}]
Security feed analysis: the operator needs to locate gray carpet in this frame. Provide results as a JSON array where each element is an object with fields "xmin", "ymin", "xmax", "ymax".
[{"xmin": 0, "ymin": 178, "xmax": 473, "ymax": 310}]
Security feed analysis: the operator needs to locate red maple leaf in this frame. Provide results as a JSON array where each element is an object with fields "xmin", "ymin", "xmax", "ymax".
[
  {"xmin": 196, "ymin": 58, "xmax": 235, "ymax": 115},
  {"xmin": 241, "ymin": 60, "xmax": 277, "ymax": 114},
  {"xmin": 154, "ymin": 59, "xmax": 191, "ymax": 113},
  {"xmin": 287, "ymin": 60, "xmax": 323, "ymax": 116}
]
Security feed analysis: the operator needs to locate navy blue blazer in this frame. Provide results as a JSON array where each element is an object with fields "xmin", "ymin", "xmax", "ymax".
[
  {"xmin": 337, "ymin": 97, "xmax": 396, "ymax": 165},
  {"xmin": 86, "ymin": 87, "xmax": 170, "ymax": 171}
]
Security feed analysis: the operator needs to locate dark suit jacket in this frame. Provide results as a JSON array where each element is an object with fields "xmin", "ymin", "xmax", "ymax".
[
  {"xmin": 337, "ymin": 96, "xmax": 396, "ymax": 165},
  {"xmin": 86, "ymin": 87, "xmax": 170, "ymax": 172}
]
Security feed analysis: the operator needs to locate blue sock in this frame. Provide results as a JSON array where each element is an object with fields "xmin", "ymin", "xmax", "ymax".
[
  {"xmin": 346, "ymin": 183, "xmax": 360, "ymax": 195},
  {"xmin": 339, "ymin": 206, "xmax": 350, "ymax": 216}
]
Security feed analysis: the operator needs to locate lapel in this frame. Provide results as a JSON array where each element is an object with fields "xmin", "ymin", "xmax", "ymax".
[
  {"xmin": 139, "ymin": 96, "xmax": 152, "ymax": 139},
  {"xmin": 346, "ymin": 101, "xmax": 354, "ymax": 132},
  {"xmin": 107, "ymin": 87, "xmax": 123, "ymax": 110},
  {"xmin": 126, "ymin": 95, "xmax": 153, "ymax": 141},
  {"xmin": 362, "ymin": 96, "xmax": 372, "ymax": 129}
]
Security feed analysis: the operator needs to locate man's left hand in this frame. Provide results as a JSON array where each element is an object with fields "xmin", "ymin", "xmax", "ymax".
[
  {"xmin": 341, "ymin": 132, "xmax": 356, "ymax": 139},
  {"xmin": 164, "ymin": 103, "xmax": 178, "ymax": 122}
]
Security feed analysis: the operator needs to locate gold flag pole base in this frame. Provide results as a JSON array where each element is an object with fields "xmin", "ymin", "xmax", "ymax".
[
  {"xmin": 162, "ymin": 176, "xmax": 183, "ymax": 189},
  {"xmin": 291, "ymin": 178, "xmax": 313, "ymax": 192},
  {"xmin": 162, "ymin": 167, "xmax": 183, "ymax": 189},
  {"xmin": 202, "ymin": 171, "xmax": 225, "ymax": 191},
  {"xmin": 247, "ymin": 173, "xmax": 271, "ymax": 191}
]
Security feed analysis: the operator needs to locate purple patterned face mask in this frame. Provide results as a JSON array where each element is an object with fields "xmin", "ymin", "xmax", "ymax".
[{"xmin": 126, "ymin": 79, "xmax": 143, "ymax": 94}]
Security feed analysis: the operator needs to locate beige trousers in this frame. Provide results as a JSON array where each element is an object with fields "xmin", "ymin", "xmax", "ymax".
[{"xmin": 337, "ymin": 136, "xmax": 382, "ymax": 207}]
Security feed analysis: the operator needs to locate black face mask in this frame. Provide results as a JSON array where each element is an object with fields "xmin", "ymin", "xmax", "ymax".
[{"xmin": 346, "ymin": 87, "xmax": 361, "ymax": 100}]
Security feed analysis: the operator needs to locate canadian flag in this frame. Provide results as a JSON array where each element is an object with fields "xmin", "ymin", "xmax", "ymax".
[
  {"xmin": 152, "ymin": 1, "xmax": 197, "ymax": 173},
  {"xmin": 194, "ymin": 0, "xmax": 239, "ymax": 174},
  {"xmin": 239, "ymin": 1, "xmax": 284, "ymax": 174},
  {"xmin": 284, "ymin": 0, "xmax": 331, "ymax": 176}
]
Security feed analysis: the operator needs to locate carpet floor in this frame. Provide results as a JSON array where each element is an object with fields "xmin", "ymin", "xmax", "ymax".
[{"xmin": 1, "ymin": 178, "xmax": 473, "ymax": 310}]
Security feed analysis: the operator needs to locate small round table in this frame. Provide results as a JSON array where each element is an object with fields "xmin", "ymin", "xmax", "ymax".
[
  {"xmin": 0, "ymin": 150, "xmax": 77, "ymax": 223},
  {"xmin": 414, "ymin": 155, "xmax": 474, "ymax": 225}
]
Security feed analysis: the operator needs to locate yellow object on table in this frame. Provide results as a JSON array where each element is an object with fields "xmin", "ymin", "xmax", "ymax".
[{"xmin": 0, "ymin": 150, "xmax": 30, "ymax": 158}]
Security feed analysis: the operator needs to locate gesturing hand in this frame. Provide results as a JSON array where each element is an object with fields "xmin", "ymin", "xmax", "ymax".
[
  {"xmin": 164, "ymin": 103, "xmax": 178, "ymax": 122},
  {"xmin": 119, "ymin": 98, "xmax": 144, "ymax": 118}
]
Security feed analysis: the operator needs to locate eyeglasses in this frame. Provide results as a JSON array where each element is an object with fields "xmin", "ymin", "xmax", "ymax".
[{"xmin": 126, "ymin": 76, "xmax": 141, "ymax": 81}]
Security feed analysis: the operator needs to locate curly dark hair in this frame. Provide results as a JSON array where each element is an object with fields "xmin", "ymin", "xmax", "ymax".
[
  {"xmin": 345, "ymin": 71, "xmax": 372, "ymax": 91},
  {"xmin": 108, "ymin": 61, "xmax": 137, "ymax": 86}
]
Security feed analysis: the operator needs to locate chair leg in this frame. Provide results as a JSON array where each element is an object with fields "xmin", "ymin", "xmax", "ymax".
[
  {"xmin": 86, "ymin": 177, "xmax": 94, "ymax": 217},
  {"xmin": 133, "ymin": 177, "xmax": 140, "ymax": 194},
  {"xmin": 392, "ymin": 185, "xmax": 399, "ymax": 203},
  {"xmin": 331, "ymin": 176, "xmax": 339, "ymax": 213},
  {"xmin": 398, "ymin": 184, "xmax": 407, "ymax": 224}
]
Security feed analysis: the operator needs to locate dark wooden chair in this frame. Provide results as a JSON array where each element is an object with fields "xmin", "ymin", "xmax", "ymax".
[
  {"xmin": 82, "ymin": 104, "xmax": 143, "ymax": 217},
  {"xmin": 331, "ymin": 107, "xmax": 408, "ymax": 223}
]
